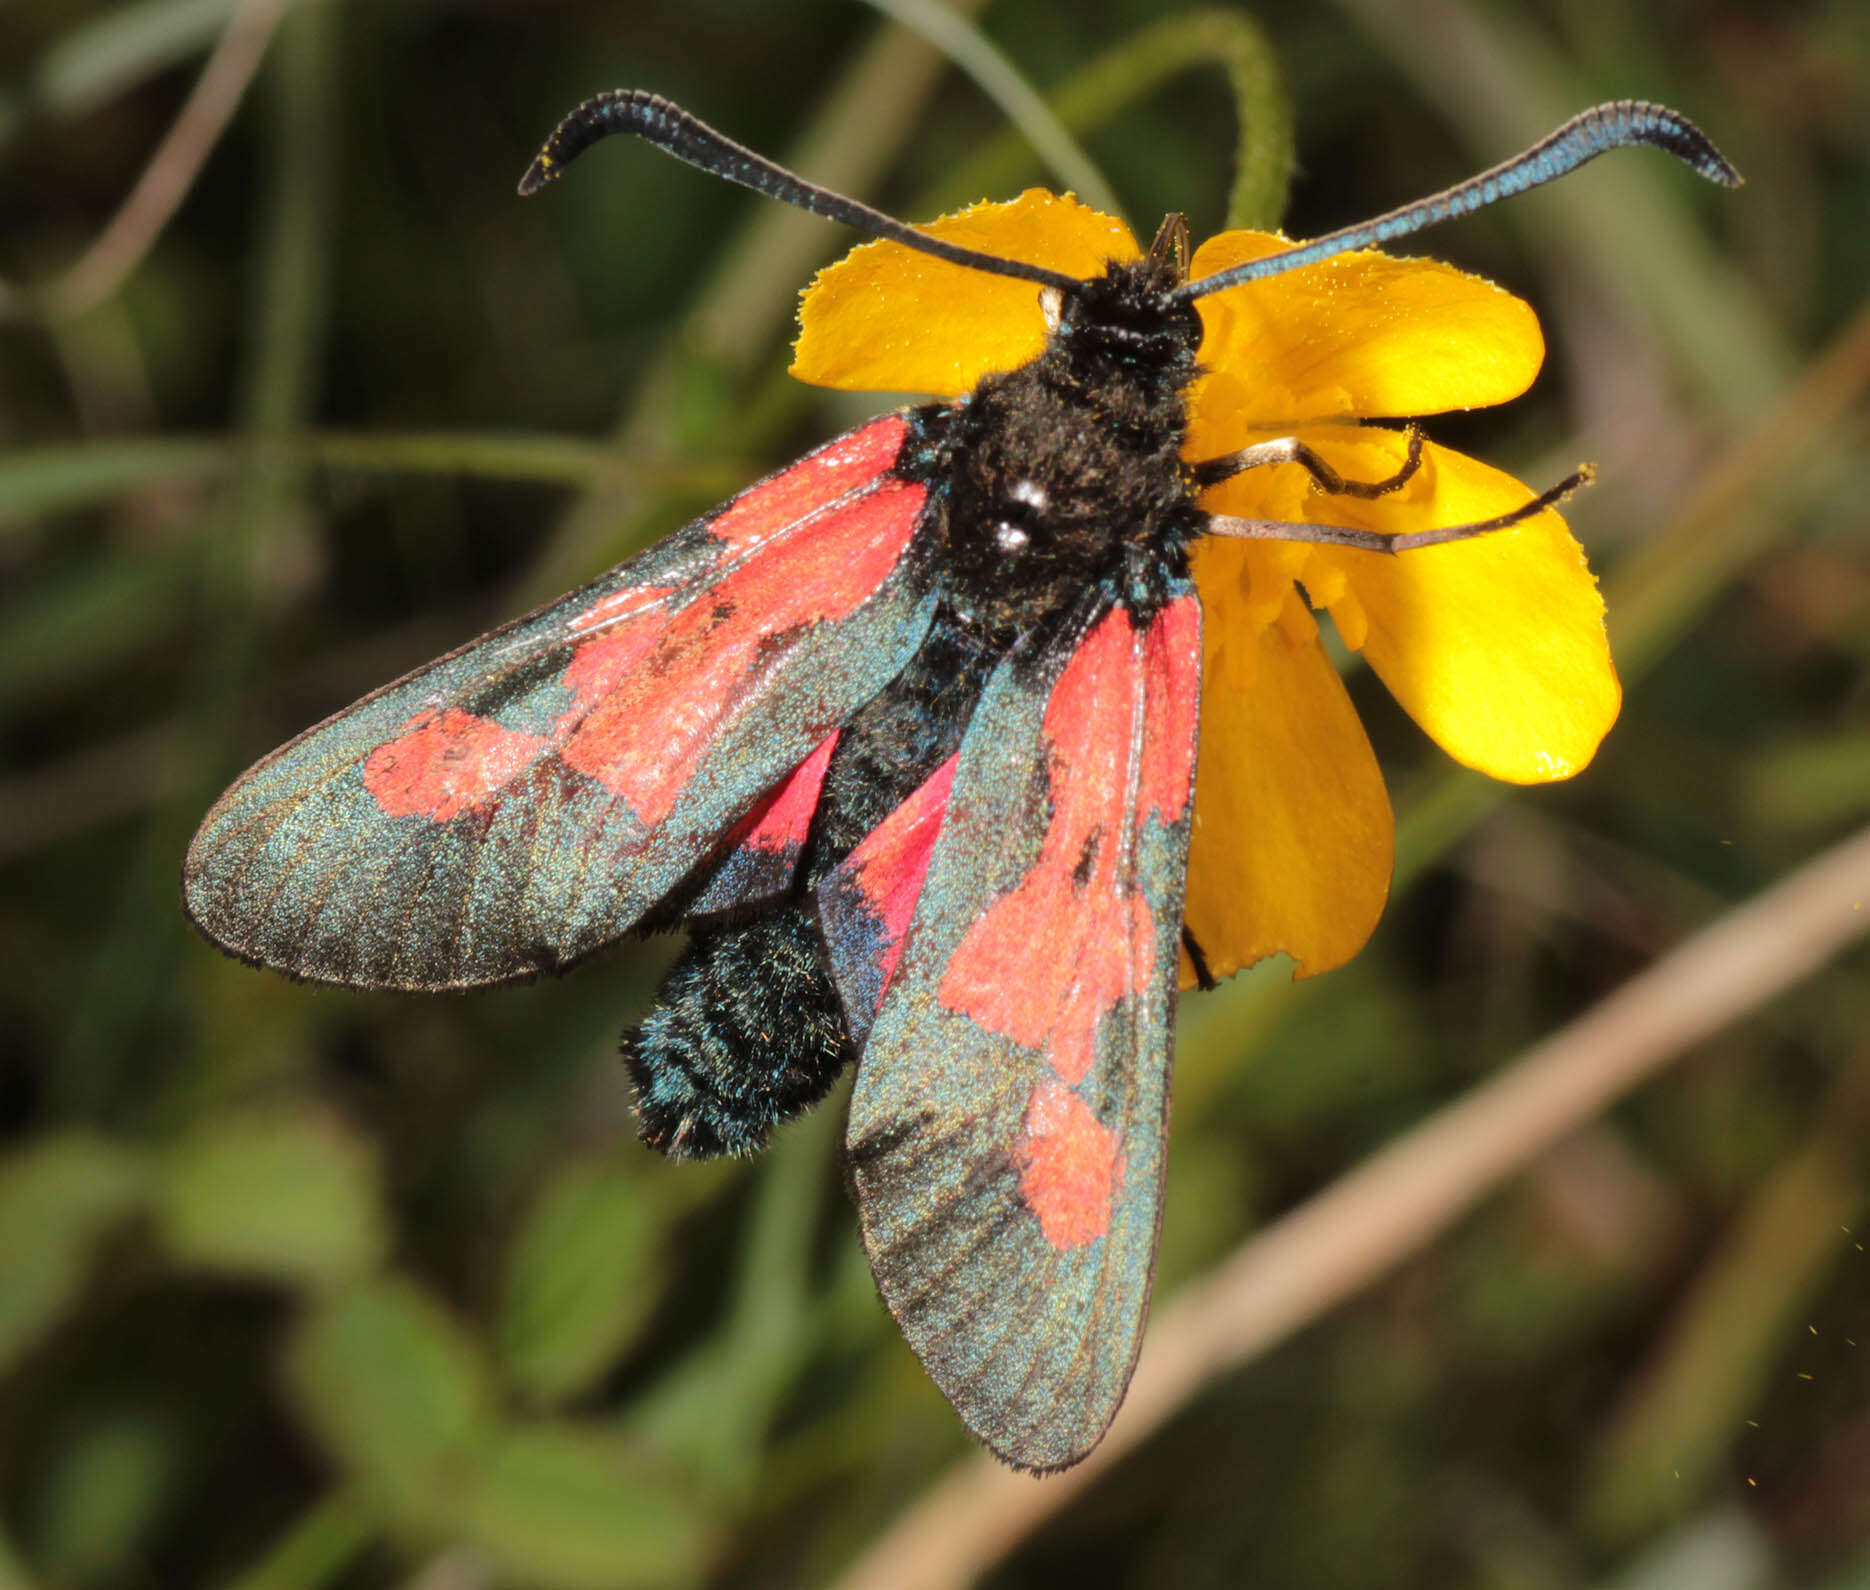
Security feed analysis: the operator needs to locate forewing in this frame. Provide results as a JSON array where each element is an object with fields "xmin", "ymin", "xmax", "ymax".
[
  {"xmin": 186, "ymin": 415, "xmax": 937, "ymax": 989},
  {"xmin": 844, "ymin": 585, "xmax": 1202, "ymax": 1471}
]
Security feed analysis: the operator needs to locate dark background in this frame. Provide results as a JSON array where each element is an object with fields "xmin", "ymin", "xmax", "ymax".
[{"xmin": 2, "ymin": 1, "xmax": 1867, "ymax": 1585}]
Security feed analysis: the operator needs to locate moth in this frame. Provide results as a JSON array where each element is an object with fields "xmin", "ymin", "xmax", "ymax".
[{"xmin": 186, "ymin": 93, "xmax": 1738, "ymax": 1470}]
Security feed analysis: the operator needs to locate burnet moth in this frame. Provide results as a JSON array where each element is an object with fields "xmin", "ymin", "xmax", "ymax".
[{"xmin": 185, "ymin": 92, "xmax": 1739, "ymax": 1471}]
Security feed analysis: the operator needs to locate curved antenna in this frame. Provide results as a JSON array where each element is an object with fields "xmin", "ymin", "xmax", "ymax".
[
  {"xmin": 518, "ymin": 89, "xmax": 1084, "ymax": 294},
  {"xmin": 1176, "ymin": 101, "xmax": 1741, "ymax": 304}
]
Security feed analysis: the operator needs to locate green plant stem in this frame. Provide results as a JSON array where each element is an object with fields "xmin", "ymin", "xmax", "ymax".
[
  {"xmin": 220, "ymin": 1492, "xmax": 371, "ymax": 1590},
  {"xmin": 0, "ymin": 432, "xmax": 736, "ymax": 531},
  {"xmin": 858, "ymin": 0, "xmax": 1119, "ymax": 213},
  {"xmin": 931, "ymin": 9, "xmax": 1294, "ymax": 229}
]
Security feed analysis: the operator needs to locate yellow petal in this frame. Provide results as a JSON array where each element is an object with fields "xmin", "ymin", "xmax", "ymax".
[
  {"xmin": 790, "ymin": 191, "xmax": 1138, "ymax": 397},
  {"xmin": 1210, "ymin": 431, "xmax": 1621, "ymax": 783},
  {"xmin": 1183, "ymin": 539, "xmax": 1394, "ymax": 986},
  {"xmin": 1187, "ymin": 232, "xmax": 1544, "ymax": 422}
]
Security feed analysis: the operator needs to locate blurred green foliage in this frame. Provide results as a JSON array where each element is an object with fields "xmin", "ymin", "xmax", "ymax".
[{"xmin": 2, "ymin": 1, "xmax": 1868, "ymax": 1586}]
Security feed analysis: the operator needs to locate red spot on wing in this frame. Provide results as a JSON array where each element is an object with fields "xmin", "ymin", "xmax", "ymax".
[
  {"xmin": 1014, "ymin": 1077, "xmax": 1122, "ymax": 1249},
  {"xmin": 838, "ymin": 753, "xmax": 958, "ymax": 1009},
  {"xmin": 731, "ymin": 731, "xmax": 839, "ymax": 858},
  {"xmin": 708, "ymin": 415, "xmax": 908, "ymax": 554},
  {"xmin": 686, "ymin": 731, "xmax": 841, "ymax": 915},
  {"xmin": 559, "ymin": 591, "xmax": 681, "ymax": 709},
  {"xmin": 1139, "ymin": 596, "xmax": 1201, "ymax": 823},
  {"xmin": 558, "ymin": 478, "xmax": 926, "ymax": 825},
  {"xmin": 363, "ymin": 708, "xmax": 548, "ymax": 822},
  {"xmin": 553, "ymin": 417, "xmax": 912, "ymax": 734},
  {"xmin": 937, "ymin": 609, "xmax": 1156, "ymax": 1086}
]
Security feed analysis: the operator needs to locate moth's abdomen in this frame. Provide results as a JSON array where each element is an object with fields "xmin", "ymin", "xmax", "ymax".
[
  {"xmin": 622, "ymin": 610, "xmax": 1001, "ymax": 1158},
  {"xmin": 625, "ymin": 907, "xmax": 847, "ymax": 1158}
]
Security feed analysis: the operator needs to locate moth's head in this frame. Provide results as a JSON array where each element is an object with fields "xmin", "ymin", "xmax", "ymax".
[{"xmin": 1051, "ymin": 229, "xmax": 1202, "ymax": 370}]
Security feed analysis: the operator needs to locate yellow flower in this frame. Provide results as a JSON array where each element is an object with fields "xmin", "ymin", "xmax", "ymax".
[{"xmin": 791, "ymin": 190, "xmax": 1620, "ymax": 989}]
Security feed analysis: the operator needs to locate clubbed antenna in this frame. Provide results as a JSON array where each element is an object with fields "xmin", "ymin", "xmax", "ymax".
[
  {"xmin": 518, "ymin": 89, "xmax": 1084, "ymax": 293},
  {"xmin": 1178, "ymin": 100, "xmax": 1741, "ymax": 303}
]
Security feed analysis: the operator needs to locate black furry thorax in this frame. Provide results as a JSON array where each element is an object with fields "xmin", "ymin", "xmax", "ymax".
[{"xmin": 896, "ymin": 248, "xmax": 1207, "ymax": 647}]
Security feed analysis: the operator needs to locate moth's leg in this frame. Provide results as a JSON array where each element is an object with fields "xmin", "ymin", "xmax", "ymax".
[
  {"xmin": 1204, "ymin": 464, "xmax": 1593, "ymax": 555},
  {"xmin": 1193, "ymin": 425, "xmax": 1425, "ymax": 496},
  {"xmin": 1180, "ymin": 925, "xmax": 1217, "ymax": 992}
]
